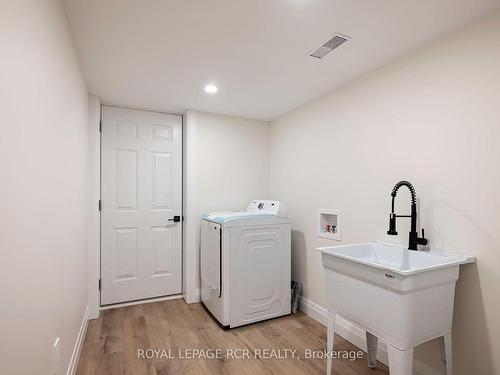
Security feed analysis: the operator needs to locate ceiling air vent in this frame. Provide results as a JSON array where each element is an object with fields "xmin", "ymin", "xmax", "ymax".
[{"xmin": 310, "ymin": 34, "xmax": 350, "ymax": 59}]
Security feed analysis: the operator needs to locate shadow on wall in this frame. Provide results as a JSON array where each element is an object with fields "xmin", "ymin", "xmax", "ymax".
[
  {"xmin": 423, "ymin": 200, "xmax": 498, "ymax": 374},
  {"xmin": 415, "ymin": 266, "xmax": 496, "ymax": 375},
  {"xmin": 454, "ymin": 264, "xmax": 495, "ymax": 373},
  {"xmin": 291, "ymin": 230, "xmax": 307, "ymax": 293}
]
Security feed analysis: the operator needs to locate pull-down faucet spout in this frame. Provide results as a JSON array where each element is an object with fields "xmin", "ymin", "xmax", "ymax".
[{"xmin": 387, "ymin": 181, "xmax": 428, "ymax": 250}]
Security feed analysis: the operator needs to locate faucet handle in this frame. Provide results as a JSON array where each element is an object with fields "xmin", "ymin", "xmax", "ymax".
[{"xmin": 417, "ymin": 228, "xmax": 428, "ymax": 246}]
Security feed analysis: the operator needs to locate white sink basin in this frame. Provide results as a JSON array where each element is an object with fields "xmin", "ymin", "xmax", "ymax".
[
  {"xmin": 318, "ymin": 241, "xmax": 474, "ymax": 276},
  {"xmin": 318, "ymin": 242, "xmax": 475, "ymax": 375}
]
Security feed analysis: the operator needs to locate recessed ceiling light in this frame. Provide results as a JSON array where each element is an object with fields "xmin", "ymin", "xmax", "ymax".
[{"xmin": 204, "ymin": 84, "xmax": 218, "ymax": 94}]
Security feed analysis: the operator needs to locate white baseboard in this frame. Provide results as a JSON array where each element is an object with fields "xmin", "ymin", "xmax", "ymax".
[
  {"xmin": 100, "ymin": 294, "xmax": 184, "ymax": 310},
  {"xmin": 298, "ymin": 295, "xmax": 327, "ymax": 325},
  {"xmin": 66, "ymin": 306, "xmax": 89, "ymax": 375},
  {"xmin": 184, "ymin": 288, "xmax": 201, "ymax": 304},
  {"xmin": 299, "ymin": 297, "xmax": 388, "ymax": 365},
  {"xmin": 298, "ymin": 297, "xmax": 441, "ymax": 375}
]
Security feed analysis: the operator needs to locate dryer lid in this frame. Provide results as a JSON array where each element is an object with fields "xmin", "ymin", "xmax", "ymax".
[
  {"xmin": 202, "ymin": 200, "xmax": 288, "ymax": 225},
  {"xmin": 201, "ymin": 210, "xmax": 274, "ymax": 224}
]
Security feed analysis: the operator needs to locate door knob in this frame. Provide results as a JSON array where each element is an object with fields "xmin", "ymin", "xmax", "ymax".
[{"xmin": 168, "ymin": 216, "xmax": 181, "ymax": 222}]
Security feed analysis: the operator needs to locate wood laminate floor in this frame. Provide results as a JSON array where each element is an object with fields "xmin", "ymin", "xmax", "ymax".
[{"xmin": 76, "ymin": 299, "xmax": 388, "ymax": 375}]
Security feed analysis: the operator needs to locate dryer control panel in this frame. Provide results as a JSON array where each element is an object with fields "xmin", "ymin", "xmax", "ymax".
[{"xmin": 246, "ymin": 200, "xmax": 287, "ymax": 218}]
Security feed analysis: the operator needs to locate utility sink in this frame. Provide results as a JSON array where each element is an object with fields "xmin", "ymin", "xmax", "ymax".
[
  {"xmin": 317, "ymin": 242, "xmax": 475, "ymax": 375},
  {"xmin": 319, "ymin": 242, "xmax": 474, "ymax": 276}
]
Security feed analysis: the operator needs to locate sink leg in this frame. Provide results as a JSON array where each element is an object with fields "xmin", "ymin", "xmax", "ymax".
[
  {"xmin": 387, "ymin": 344, "xmax": 413, "ymax": 375},
  {"xmin": 366, "ymin": 331, "xmax": 378, "ymax": 368},
  {"xmin": 326, "ymin": 311, "xmax": 335, "ymax": 375},
  {"xmin": 440, "ymin": 334, "xmax": 452, "ymax": 375}
]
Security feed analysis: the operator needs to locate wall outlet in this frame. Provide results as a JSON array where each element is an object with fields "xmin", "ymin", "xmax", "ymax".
[{"xmin": 52, "ymin": 337, "xmax": 60, "ymax": 375}]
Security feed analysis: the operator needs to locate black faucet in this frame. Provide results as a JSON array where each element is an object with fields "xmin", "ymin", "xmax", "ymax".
[{"xmin": 387, "ymin": 180, "xmax": 428, "ymax": 250}]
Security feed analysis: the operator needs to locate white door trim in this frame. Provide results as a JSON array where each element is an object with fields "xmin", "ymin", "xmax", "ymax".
[
  {"xmin": 87, "ymin": 100, "xmax": 187, "ymax": 319},
  {"xmin": 100, "ymin": 106, "xmax": 182, "ymax": 305}
]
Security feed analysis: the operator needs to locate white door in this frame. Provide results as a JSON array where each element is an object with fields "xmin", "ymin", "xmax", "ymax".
[{"xmin": 101, "ymin": 106, "xmax": 182, "ymax": 305}]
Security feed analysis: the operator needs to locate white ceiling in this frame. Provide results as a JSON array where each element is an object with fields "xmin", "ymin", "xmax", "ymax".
[{"xmin": 63, "ymin": 0, "xmax": 499, "ymax": 120}]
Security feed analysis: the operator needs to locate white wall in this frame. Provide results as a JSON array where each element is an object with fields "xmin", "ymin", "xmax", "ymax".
[
  {"xmin": 0, "ymin": 1, "xmax": 90, "ymax": 374},
  {"xmin": 269, "ymin": 12, "xmax": 500, "ymax": 375},
  {"xmin": 87, "ymin": 95, "xmax": 101, "ymax": 320},
  {"xmin": 183, "ymin": 111, "xmax": 269, "ymax": 300}
]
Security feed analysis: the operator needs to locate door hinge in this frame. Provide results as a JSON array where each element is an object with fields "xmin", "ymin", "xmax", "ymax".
[
  {"xmin": 98, "ymin": 200, "xmax": 102, "ymax": 211},
  {"xmin": 98, "ymin": 278, "xmax": 102, "ymax": 291},
  {"xmin": 99, "ymin": 120, "xmax": 102, "ymax": 133}
]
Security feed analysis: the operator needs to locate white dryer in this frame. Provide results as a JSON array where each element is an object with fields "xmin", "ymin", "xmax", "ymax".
[{"xmin": 201, "ymin": 200, "xmax": 291, "ymax": 328}]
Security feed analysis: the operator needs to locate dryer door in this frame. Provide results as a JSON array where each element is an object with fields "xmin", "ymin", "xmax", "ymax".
[{"xmin": 229, "ymin": 224, "xmax": 291, "ymax": 327}]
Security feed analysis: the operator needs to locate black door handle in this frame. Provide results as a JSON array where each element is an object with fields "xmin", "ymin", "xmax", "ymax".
[{"xmin": 168, "ymin": 216, "xmax": 181, "ymax": 222}]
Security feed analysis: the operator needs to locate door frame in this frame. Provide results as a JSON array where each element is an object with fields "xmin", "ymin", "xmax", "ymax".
[{"xmin": 88, "ymin": 99, "xmax": 192, "ymax": 319}]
